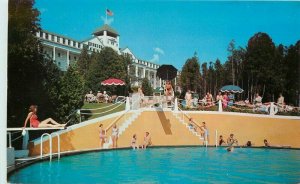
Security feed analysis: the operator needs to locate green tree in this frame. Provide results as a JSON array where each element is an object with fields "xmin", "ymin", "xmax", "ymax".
[
  {"xmin": 7, "ymin": 0, "xmax": 61, "ymax": 126},
  {"xmin": 180, "ymin": 56, "xmax": 201, "ymax": 93},
  {"xmin": 56, "ymin": 65, "xmax": 84, "ymax": 121},
  {"xmin": 141, "ymin": 78, "xmax": 153, "ymax": 96},
  {"xmin": 244, "ymin": 32, "xmax": 277, "ymax": 101},
  {"xmin": 77, "ymin": 46, "xmax": 90, "ymax": 80},
  {"xmin": 86, "ymin": 47, "xmax": 129, "ymax": 94},
  {"xmin": 284, "ymin": 41, "xmax": 300, "ymax": 105}
]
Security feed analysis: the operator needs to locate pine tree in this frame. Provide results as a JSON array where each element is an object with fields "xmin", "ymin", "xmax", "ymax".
[
  {"xmin": 57, "ymin": 65, "xmax": 84, "ymax": 121},
  {"xmin": 77, "ymin": 46, "xmax": 90, "ymax": 80},
  {"xmin": 180, "ymin": 56, "xmax": 201, "ymax": 93}
]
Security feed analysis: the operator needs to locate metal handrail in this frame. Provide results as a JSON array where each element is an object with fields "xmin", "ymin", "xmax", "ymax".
[
  {"xmin": 40, "ymin": 133, "xmax": 52, "ymax": 161},
  {"xmin": 104, "ymin": 98, "xmax": 140, "ymax": 133},
  {"xmin": 175, "ymin": 102, "xmax": 202, "ymax": 129},
  {"xmin": 51, "ymin": 132, "xmax": 60, "ymax": 159}
]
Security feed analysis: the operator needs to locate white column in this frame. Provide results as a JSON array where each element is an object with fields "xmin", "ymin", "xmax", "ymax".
[
  {"xmin": 127, "ymin": 65, "xmax": 130, "ymax": 74},
  {"xmin": 154, "ymin": 73, "xmax": 157, "ymax": 89},
  {"xmin": 218, "ymin": 100, "xmax": 223, "ymax": 112},
  {"xmin": 143, "ymin": 67, "xmax": 146, "ymax": 78},
  {"xmin": 135, "ymin": 65, "xmax": 138, "ymax": 77},
  {"xmin": 53, "ymin": 46, "xmax": 56, "ymax": 61},
  {"xmin": 174, "ymin": 98, "xmax": 178, "ymax": 112},
  {"xmin": 67, "ymin": 50, "xmax": 70, "ymax": 68},
  {"xmin": 148, "ymin": 70, "xmax": 150, "ymax": 80},
  {"xmin": 125, "ymin": 97, "xmax": 130, "ymax": 111}
]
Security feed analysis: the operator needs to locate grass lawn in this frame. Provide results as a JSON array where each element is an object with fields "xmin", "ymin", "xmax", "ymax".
[{"xmin": 80, "ymin": 102, "xmax": 125, "ymax": 120}]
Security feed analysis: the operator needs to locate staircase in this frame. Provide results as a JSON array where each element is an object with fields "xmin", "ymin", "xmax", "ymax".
[
  {"xmin": 103, "ymin": 110, "xmax": 142, "ymax": 149},
  {"xmin": 171, "ymin": 111, "xmax": 204, "ymax": 140}
]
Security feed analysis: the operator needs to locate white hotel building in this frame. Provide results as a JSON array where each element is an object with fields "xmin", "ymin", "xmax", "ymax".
[{"xmin": 36, "ymin": 24, "xmax": 167, "ymax": 89}]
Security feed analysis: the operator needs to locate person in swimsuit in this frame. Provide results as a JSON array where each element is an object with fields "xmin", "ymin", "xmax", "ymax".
[
  {"xmin": 200, "ymin": 122, "xmax": 209, "ymax": 143},
  {"xmin": 142, "ymin": 132, "xmax": 152, "ymax": 149},
  {"xmin": 227, "ymin": 134, "xmax": 239, "ymax": 146},
  {"xmin": 131, "ymin": 134, "xmax": 139, "ymax": 149},
  {"xmin": 165, "ymin": 80, "xmax": 173, "ymax": 99},
  {"xmin": 185, "ymin": 90, "xmax": 192, "ymax": 108},
  {"xmin": 219, "ymin": 135, "xmax": 226, "ymax": 146},
  {"xmin": 264, "ymin": 139, "xmax": 270, "ymax": 147},
  {"xmin": 111, "ymin": 124, "xmax": 119, "ymax": 148},
  {"xmin": 216, "ymin": 92, "xmax": 223, "ymax": 102},
  {"xmin": 23, "ymin": 105, "xmax": 65, "ymax": 129},
  {"xmin": 99, "ymin": 124, "xmax": 107, "ymax": 148}
]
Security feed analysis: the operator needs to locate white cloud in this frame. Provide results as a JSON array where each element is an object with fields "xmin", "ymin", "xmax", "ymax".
[
  {"xmin": 149, "ymin": 47, "xmax": 164, "ymax": 62},
  {"xmin": 101, "ymin": 16, "xmax": 114, "ymax": 25},
  {"xmin": 154, "ymin": 47, "xmax": 164, "ymax": 55},
  {"xmin": 150, "ymin": 54, "xmax": 160, "ymax": 63}
]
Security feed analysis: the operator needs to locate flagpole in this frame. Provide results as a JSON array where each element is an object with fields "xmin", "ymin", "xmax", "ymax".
[{"xmin": 105, "ymin": 8, "xmax": 107, "ymax": 24}]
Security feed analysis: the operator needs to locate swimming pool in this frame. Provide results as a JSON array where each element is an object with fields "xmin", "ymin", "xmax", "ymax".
[{"xmin": 9, "ymin": 147, "xmax": 300, "ymax": 183}]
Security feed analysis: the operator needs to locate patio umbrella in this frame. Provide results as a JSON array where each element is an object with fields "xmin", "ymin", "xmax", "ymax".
[
  {"xmin": 101, "ymin": 78, "xmax": 126, "ymax": 86},
  {"xmin": 220, "ymin": 85, "xmax": 244, "ymax": 93},
  {"xmin": 157, "ymin": 65, "xmax": 178, "ymax": 80}
]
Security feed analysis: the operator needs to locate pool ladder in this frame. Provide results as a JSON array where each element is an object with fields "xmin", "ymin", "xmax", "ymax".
[{"xmin": 40, "ymin": 133, "xmax": 60, "ymax": 161}]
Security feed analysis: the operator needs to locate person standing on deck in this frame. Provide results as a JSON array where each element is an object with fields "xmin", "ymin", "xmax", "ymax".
[{"xmin": 111, "ymin": 124, "xmax": 119, "ymax": 148}]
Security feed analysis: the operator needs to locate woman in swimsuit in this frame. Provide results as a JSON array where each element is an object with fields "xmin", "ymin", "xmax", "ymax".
[
  {"xmin": 219, "ymin": 135, "xmax": 226, "ymax": 146},
  {"xmin": 165, "ymin": 81, "xmax": 173, "ymax": 98},
  {"xmin": 23, "ymin": 105, "xmax": 65, "ymax": 129},
  {"xmin": 99, "ymin": 124, "xmax": 107, "ymax": 148},
  {"xmin": 200, "ymin": 122, "xmax": 209, "ymax": 143},
  {"xmin": 111, "ymin": 124, "xmax": 119, "ymax": 148},
  {"xmin": 131, "ymin": 134, "xmax": 139, "ymax": 149},
  {"xmin": 142, "ymin": 132, "xmax": 152, "ymax": 149}
]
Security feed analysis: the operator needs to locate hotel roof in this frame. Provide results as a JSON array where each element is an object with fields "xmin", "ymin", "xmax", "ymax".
[{"xmin": 93, "ymin": 24, "xmax": 119, "ymax": 36}]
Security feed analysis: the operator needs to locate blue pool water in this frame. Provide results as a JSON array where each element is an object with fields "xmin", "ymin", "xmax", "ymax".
[{"xmin": 9, "ymin": 147, "xmax": 300, "ymax": 183}]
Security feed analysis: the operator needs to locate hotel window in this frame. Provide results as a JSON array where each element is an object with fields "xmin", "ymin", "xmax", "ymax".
[
  {"xmin": 62, "ymin": 38, "xmax": 65, "ymax": 44},
  {"xmin": 45, "ymin": 33, "xmax": 49, "ymax": 40},
  {"xmin": 58, "ymin": 62, "xmax": 61, "ymax": 66},
  {"xmin": 58, "ymin": 53, "xmax": 61, "ymax": 57},
  {"xmin": 69, "ymin": 55, "xmax": 71, "ymax": 60},
  {"xmin": 57, "ymin": 36, "xmax": 60, "ymax": 43},
  {"xmin": 74, "ymin": 56, "xmax": 77, "ymax": 60},
  {"xmin": 66, "ymin": 39, "xmax": 69, "ymax": 45},
  {"xmin": 51, "ymin": 35, "xmax": 55, "ymax": 41}
]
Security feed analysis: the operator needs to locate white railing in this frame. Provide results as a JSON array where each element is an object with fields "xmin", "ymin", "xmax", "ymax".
[{"xmin": 40, "ymin": 133, "xmax": 52, "ymax": 161}]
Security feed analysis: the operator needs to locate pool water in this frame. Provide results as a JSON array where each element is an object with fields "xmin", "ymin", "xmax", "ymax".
[{"xmin": 9, "ymin": 147, "xmax": 300, "ymax": 183}]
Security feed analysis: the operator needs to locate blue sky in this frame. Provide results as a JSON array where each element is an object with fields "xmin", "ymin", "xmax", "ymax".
[{"xmin": 35, "ymin": 1, "xmax": 300, "ymax": 69}]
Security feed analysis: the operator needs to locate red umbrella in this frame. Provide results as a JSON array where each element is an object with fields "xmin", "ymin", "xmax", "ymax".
[{"xmin": 101, "ymin": 78, "xmax": 126, "ymax": 86}]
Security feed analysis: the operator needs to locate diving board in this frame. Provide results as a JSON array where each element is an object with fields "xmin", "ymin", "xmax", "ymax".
[{"xmin": 7, "ymin": 127, "xmax": 65, "ymax": 131}]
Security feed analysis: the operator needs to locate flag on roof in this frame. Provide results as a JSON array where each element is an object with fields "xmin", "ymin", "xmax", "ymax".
[{"xmin": 106, "ymin": 9, "xmax": 113, "ymax": 16}]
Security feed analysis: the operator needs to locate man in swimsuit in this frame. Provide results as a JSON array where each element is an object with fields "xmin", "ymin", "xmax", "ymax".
[{"xmin": 227, "ymin": 134, "xmax": 238, "ymax": 146}]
